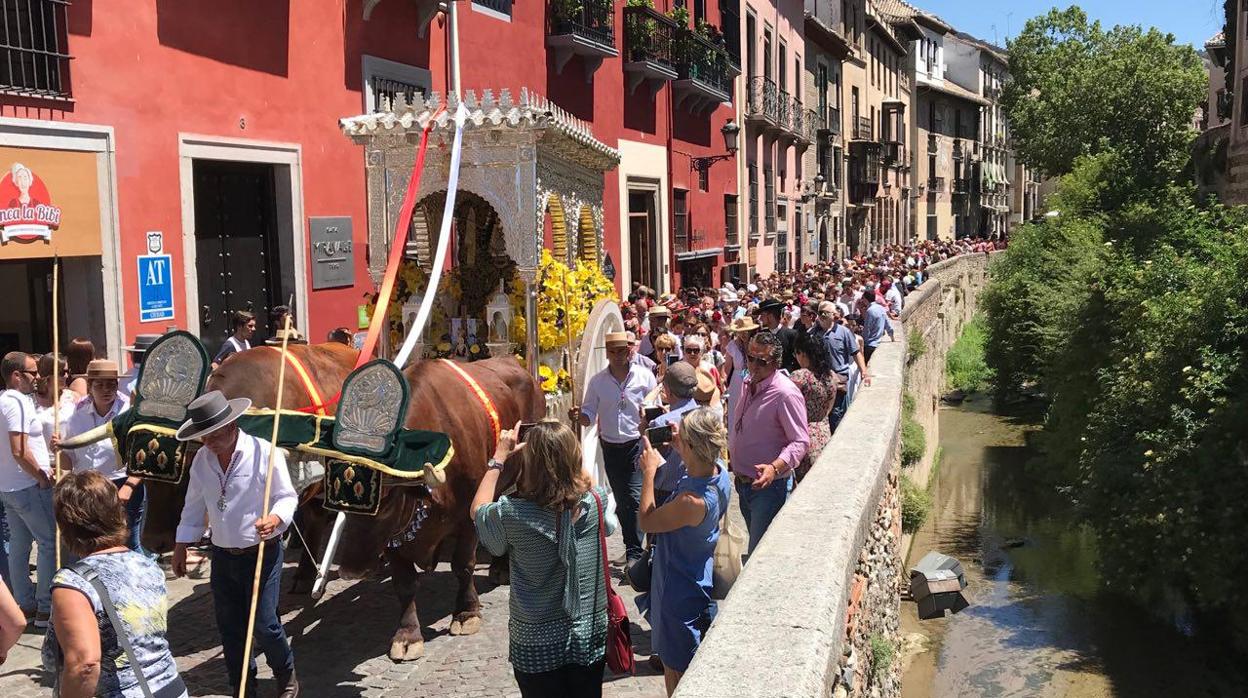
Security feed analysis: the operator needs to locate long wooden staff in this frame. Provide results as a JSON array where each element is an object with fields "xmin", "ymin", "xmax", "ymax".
[
  {"xmin": 237, "ymin": 312, "xmax": 294, "ymax": 697},
  {"xmin": 52, "ymin": 257, "xmax": 62, "ymax": 569}
]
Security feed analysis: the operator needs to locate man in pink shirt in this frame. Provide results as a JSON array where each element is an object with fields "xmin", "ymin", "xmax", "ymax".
[{"xmin": 728, "ymin": 331, "xmax": 810, "ymax": 553}]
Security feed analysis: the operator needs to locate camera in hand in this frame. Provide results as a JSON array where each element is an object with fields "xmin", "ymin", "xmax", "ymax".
[
  {"xmin": 643, "ymin": 405, "xmax": 666, "ymax": 422},
  {"xmin": 518, "ymin": 422, "xmax": 538, "ymax": 442},
  {"xmin": 666, "ymin": 354, "xmax": 680, "ymax": 366},
  {"xmin": 647, "ymin": 424, "xmax": 674, "ymax": 446}
]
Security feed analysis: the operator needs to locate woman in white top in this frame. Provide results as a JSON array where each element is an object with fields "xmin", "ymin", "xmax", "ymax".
[{"xmin": 33, "ymin": 353, "xmax": 77, "ymax": 455}]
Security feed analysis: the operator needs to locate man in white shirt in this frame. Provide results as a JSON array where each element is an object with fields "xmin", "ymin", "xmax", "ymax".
[
  {"xmin": 577, "ymin": 331, "xmax": 657, "ymax": 565},
  {"xmin": 0, "ymin": 352, "xmax": 54, "ymax": 627},
  {"xmin": 57, "ymin": 359, "xmax": 148, "ymax": 554},
  {"xmin": 172, "ymin": 390, "xmax": 299, "ymax": 698}
]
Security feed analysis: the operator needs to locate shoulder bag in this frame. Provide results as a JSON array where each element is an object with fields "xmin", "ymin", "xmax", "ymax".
[{"xmin": 590, "ymin": 489, "xmax": 634, "ymax": 675}]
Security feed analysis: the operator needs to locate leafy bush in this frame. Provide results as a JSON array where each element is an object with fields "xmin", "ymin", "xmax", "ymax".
[
  {"xmin": 902, "ymin": 391, "xmax": 917, "ymax": 419},
  {"xmin": 900, "ymin": 475, "xmax": 931, "ymax": 534},
  {"xmin": 907, "ymin": 328, "xmax": 927, "ymax": 364},
  {"xmin": 868, "ymin": 633, "xmax": 895, "ymax": 681},
  {"xmin": 900, "ymin": 418, "xmax": 926, "ymax": 467},
  {"xmin": 945, "ymin": 315, "xmax": 994, "ymax": 394}
]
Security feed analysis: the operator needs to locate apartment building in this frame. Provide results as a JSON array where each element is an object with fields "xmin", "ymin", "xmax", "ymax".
[
  {"xmin": 741, "ymin": 0, "xmax": 809, "ymax": 275},
  {"xmin": 800, "ymin": 0, "xmax": 853, "ymax": 264}
]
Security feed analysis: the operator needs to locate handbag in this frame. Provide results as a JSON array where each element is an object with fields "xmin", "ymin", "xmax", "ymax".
[
  {"xmin": 590, "ymin": 489, "xmax": 635, "ymax": 675},
  {"xmin": 626, "ymin": 546, "xmax": 653, "ymax": 593},
  {"xmin": 711, "ymin": 508, "xmax": 746, "ymax": 600}
]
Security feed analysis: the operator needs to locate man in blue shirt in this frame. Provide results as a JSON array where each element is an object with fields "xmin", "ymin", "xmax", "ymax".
[
  {"xmin": 817, "ymin": 302, "xmax": 871, "ymax": 430},
  {"xmin": 644, "ymin": 362, "xmax": 700, "ymax": 503},
  {"xmin": 862, "ymin": 290, "xmax": 895, "ymax": 362}
]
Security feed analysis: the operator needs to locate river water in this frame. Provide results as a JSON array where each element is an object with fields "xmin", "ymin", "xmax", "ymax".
[{"xmin": 899, "ymin": 395, "xmax": 1247, "ymax": 697}]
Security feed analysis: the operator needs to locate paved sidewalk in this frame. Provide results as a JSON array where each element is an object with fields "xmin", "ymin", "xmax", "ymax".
[{"xmin": 1, "ymin": 530, "xmax": 667, "ymax": 698}]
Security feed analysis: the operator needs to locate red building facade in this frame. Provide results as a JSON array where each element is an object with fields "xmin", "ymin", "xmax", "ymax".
[{"xmin": 0, "ymin": 0, "xmax": 739, "ymax": 361}]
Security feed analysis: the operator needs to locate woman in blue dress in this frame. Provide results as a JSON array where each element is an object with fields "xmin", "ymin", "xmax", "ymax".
[{"xmin": 638, "ymin": 407, "xmax": 732, "ymax": 695}]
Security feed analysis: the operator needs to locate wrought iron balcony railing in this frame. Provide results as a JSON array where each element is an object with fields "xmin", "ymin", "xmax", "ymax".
[
  {"xmin": 928, "ymin": 176, "xmax": 946, "ymax": 193},
  {"xmin": 952, "ymin": 177, "xmax": 969, "ymax": 195},
  {"xmin": 746, "ymin": 75, "xmax": 778, "ymax": 123},
  {"xmin": 798, "ymin": 107, "xmax": 820, "ymax": 144},
  {"xmin": 675, "ymin": 227, "xmax": 707, "ymax": 254},
  {"xmin": 674, "ymin": 29, "xmax": 732, "ymax": 101},
  {"xmin": 549, "ymin": 0, "xmax": 615, "ymax": 50},
  {"xmin": 927, "ymin": 133, "xmax": 938, "ymax": 155},
  {"xmin": 818, "ymin": 106, "xmax": 841, "ymax": 136},
  {"xmin": 776, "ymin": 89, "xmax": 792, "ymax": 130},
  {"xmin": 623, "ymin": 5, "xmax": 678, "ymax": 71}
]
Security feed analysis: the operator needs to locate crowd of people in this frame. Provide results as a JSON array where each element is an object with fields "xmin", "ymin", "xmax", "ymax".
[
  {"xmin": 474, "ymin": 237, "xmax": 1002, "ymax": 697},
  {"xmin": 0, "ymin": 236, "xmax": 997, "ymax": 697}
]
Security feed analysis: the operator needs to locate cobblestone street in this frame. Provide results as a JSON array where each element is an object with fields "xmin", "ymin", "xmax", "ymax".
[{"xmin": 0, "ymin": 529, "xmax": 666, "ymax": 698}]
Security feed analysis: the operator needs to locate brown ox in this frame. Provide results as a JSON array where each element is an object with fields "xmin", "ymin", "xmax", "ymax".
[{"xmin": 139, "ymin": 344, "xmax": 542, "ymax": 661}]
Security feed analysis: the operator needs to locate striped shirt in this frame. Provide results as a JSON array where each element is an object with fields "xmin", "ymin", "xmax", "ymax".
[{"xmin": 474, "ymin": 486, "xmax": 618, "ymax": 673}]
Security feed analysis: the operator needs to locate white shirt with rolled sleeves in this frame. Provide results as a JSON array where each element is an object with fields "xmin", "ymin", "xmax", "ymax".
[
  {"xmin": 61, "ymin": 395, "xmax": 129, "ymax": 480},
  {"xmin": 580, "ymin": 364, "xmax": 656, "ymax": 444},
  {"xmin": 175, "ymin": 431, "xmax": 298, "ymax": 549},
  {"xmin": 0, "ymin": 389, "xmax": 50, "ymax": 492}
]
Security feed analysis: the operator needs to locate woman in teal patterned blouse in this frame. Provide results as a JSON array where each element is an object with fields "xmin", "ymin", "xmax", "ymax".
[{"xmin": 472, "ymin": 419, "xmax": 618, "ymax": 698}]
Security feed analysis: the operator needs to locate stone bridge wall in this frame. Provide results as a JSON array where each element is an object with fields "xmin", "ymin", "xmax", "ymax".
[{"xmin": 674, "ymin": 253, "xmax": 993, "ymax": 698}]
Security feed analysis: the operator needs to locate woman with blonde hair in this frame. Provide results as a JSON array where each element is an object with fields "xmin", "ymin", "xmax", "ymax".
[
  {"xmin": 637, "ymin": 407, "xmax": 732, "ymax": 695},
  {"xmin": 471, "ymin": 420, "xmax": 618, "ymax": 697}
]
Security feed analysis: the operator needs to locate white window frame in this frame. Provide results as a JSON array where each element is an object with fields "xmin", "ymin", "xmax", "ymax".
[{"xmin": 361, "ymin": 55, "xmax": 433, "ymax": 114}]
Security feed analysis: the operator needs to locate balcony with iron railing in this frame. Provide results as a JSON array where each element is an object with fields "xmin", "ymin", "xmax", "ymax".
[
  {"xmin": 675, "ymin": 226, "xmax": 707, "ymax": 255},
  {"xmin": 796, "ymin": 107, "xmax": 819, "ymax": 145},
  {"xmin": 952, "ymin": 177, "xmax": 969, "ymax": 195},
  {"xmin": 776, "ymin": 89, "xmax": 792, "ymax": 133},
  {"xmin": 927, "ymin": 133, "xmax": 939, "ymax": 155},
  {"xmin": 746, "ymin": 76, "xmax": 778, "ymax": 125},
  {"xmin": 548, "ymin": 0, "xmax": 618, "ymax": 81},
  {"xmin": 673, "ymin": 29, "xmax": 732, "ymax": 112},
  {"xmin": 928, "ymin": 176, "xmax": 946, "ymax": 193},
  {"xmin": 852, "ymin": 115, "xmax": 873, "ymax": 141},
  {"xmin": 622, "ymin": 6, "xmax": 679, "ymax": 94},
  {"xmin": 883, "ymin": 140, "xmax": 904, "ymax": 166},
  {"xmin": 818, "ymin": 105, "xmax": 841, "ymax": 136},
  {"xmin": 952, "ymin": 138, "xmax": 964, "ymax": 161}
]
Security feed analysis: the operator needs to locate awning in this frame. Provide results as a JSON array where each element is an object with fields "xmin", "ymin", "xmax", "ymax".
[{"xmin": 676, "ymin": 247, "xmax": 723, "ymax": 262}]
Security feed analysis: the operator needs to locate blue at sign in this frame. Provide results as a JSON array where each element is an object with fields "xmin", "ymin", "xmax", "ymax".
[{"xmin": 137, "ymin": 254, "xmax": 175, "ymax": 323}]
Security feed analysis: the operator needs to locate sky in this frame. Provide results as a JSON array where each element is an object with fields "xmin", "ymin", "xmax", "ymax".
[{"xmin": 913, "ymin": 0, "xmax": 1225, "ymax": 50}]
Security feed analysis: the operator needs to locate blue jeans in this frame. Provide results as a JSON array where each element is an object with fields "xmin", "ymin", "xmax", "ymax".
[
  {"xmin": 0, "ymin": 485, "xmax": 56, "ymax": 613},
  {"xmin": 116, "ymin": 478, "xmax": 148, "ymax": 554},
  {"xmin": 211, "ymin": 540, "xmax": 294, "ymax": 694},
  {"xmin": 600, "ymin": 438, "xmax": 643, "ymax": 561},
  {"xmin": 829, "ymin": 390, "xmax": 849, "ymax": 433},
  {"xmin": 736, "ymin": 476, "xmax": 792, "ymax": 554}
]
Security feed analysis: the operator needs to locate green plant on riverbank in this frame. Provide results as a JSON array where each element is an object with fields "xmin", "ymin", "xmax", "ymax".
[
  {"xmin": 985, "ymin": 7, "xmax": 1248, "ymax": 654},
  {"xmin": 868, "ymin": 632, "xmax": 895, "ymax": 681},
  {"xmin": 900, "ymin": 418, "xmax": 925, "ymax": 467},
  {"xmin": 907, "ymin": 328, "xmax": 926, "ymax": 364},
  {"xmin": 900, "ymin": 475, "xmax": 930, "ymax": 533},
  {"xmin": 945, "ymin": 315, "xmax": 993, "ymax": 394}
]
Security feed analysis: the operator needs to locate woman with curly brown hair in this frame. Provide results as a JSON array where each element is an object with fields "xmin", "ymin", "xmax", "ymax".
[
  {"xmin": 471, "ymin": 420, "xmax": 619, "ymax": 698},
  {"xmin": 42, "ymin": 470, "xmax": 186, "ymax": 697}
]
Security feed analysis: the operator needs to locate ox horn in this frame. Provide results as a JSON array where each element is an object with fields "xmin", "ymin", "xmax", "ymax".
[
  {"xmin": 423, "ymin": 461, "xmax": 447, "ymax": 487},
  {"xmin": 59, "ymin": 423, "xmax": 111, "ymax": 449}
]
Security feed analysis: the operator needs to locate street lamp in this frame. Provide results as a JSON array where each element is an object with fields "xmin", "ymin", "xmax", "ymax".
[{"xmin": 692, "ymin": 121, "xmax": 741, "ymax": 174}]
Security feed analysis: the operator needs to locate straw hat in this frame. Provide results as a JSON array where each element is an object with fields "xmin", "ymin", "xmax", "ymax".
[
  {"xmin": 82, "ymin": 359, "xmax": 120, "ymax": 381},
  {"xmin": 693, "ymin": 368, "xmax": 721, "ymax": 404},
  {"xmin": 603, "ymin": 331, "xmax": 632, "ymax": 349},
  {"xmin": 649, "ymin": 305, "xmax": 671, "ymax": 318},
  {"xmin": 728, "ymin": 316, "xmax": 760, "ymax": 333},
  {"xmin": 176, "ymin": 390, "xmax": 252, "ymax": 442}
]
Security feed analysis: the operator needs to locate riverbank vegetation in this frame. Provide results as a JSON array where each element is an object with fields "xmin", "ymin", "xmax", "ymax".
[
  {"xmin": 986, "ymin": 7, "xmax": 1248, "ymax": 653},
  {"xmin": 944, "ymin": 315, "xmax": 993, "ymax": 394}
]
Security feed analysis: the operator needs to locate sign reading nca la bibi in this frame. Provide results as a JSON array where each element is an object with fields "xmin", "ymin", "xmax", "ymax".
[{"xmin": 137, "ymin": 253, "xmax": 175, "ymax": 323}]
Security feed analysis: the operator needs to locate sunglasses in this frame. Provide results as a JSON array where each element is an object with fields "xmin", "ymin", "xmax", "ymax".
[
  {"xmin": 684, "ymin": 347, "xmax": 702, "ymax": 354},
  {"xmin": 746, "ymin": 355, "xmax": 774, "ymax": 366}
]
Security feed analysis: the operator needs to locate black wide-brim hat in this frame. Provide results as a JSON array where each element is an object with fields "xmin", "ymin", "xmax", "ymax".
[
  {"xmin": 176, "ymin": 390, "xmax": 252, "ymax": 441},
  {"xmin": 757, "ymin": 298, "xmax": 786, "ymax": 315}
]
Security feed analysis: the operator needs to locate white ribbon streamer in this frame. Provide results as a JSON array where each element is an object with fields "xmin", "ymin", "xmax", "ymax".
[{"xmin": 394, "ymin": 102, "xmax": 468, "ymax": 367}]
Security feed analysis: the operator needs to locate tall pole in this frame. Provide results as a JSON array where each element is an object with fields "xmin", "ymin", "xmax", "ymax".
[
  {"xmin": 52, "ymin": 258, "xmax": 62, "ymax": 569},
  {"xmin": 237, "ymin": 313, "xmax": 293, "ymax": 697}
]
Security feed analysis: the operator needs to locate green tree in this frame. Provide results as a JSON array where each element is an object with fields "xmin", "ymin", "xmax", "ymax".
[{"xmin": 1003, "ymin": 6, "xmax": 1205, "ymax": 193}]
